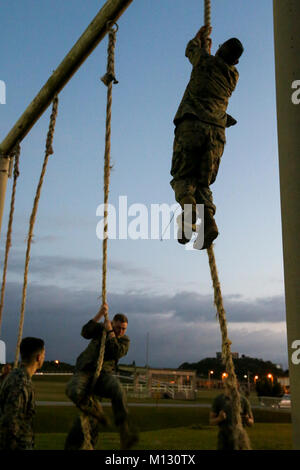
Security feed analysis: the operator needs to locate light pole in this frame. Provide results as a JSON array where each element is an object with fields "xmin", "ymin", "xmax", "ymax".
[
  {"xmin": 244, "ymin": 371, "xmax": 251, "ymax": 395},
  {"xmin": 146, "ymin": 332, "xmax": 149, "ymax": 368}
]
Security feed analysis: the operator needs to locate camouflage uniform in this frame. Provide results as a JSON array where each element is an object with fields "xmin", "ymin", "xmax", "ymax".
[
  {"xmin": 65, "ymin": 319, "xmax": 130, "ymax": 449},
  {"xmin": 212, "ymin": 393, "xmax": 252, "ymax": 450},
  {"xmin": 0, "ymin": 367, "xmax": 35, "ymax": 450},
  {"xmin": 170, "ymin": 36, "xmax": 239, "ymax": 214}
]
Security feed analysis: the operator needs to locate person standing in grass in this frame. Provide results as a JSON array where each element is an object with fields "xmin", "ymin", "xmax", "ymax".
[
  {"xmin": 0, "ymin": 337, "xmax": 45, "ymax": 450},
  {"xmin": 209, "ymin": 388, "xmax": 254, "ymax": 450}
]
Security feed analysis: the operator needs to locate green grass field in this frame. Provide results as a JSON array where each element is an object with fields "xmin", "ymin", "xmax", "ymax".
[{"xmin": 32, "ymin": 375, "xmax": 292, "ymax": 450}]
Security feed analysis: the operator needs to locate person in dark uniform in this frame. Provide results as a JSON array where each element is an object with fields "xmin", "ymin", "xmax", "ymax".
[
  {"xmin": 170, "ymin": 25, "xmax": 244, "ymax": 248},
  {"xmin": 65, "ymin": 303, "xmax": 138, "ymax": 450},
  {"xmin": 0, "ymin": 337, "xmax": 45, "ymax": 450}
]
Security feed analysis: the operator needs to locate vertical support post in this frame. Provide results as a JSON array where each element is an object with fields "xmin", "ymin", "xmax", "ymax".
[{"xmin": 273, "ymin": 0, "xmax": 300, "ymax": 450}]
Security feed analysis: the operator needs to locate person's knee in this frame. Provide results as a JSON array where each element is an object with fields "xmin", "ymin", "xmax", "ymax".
[
  {"xmin": 65, "ymin": 374, "xmax": 90, "ymax": 404},
  {"xmin": 110, "ymin": 381, "xmax": 124, "ymax": 401},
  {"xmin": 65, "ymin": 380, "xmax": 81, "ymax": 404}
]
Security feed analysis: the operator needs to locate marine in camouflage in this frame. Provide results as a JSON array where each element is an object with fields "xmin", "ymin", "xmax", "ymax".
[
  {"xmin": 0, "ymin": 367, "xmax": 35, "ymax": 450},
  {"xmin": 75, "ymin": 320, "xmax": 130, "ymax": 374},
  {"xmin": 65, "ymin": 319, "xmax": 130, "ymax": 449},
  {"xmin": 212, "ymin": 393, "xmax": 253, "ymax": 450},
  {"xmin": 171, "ymin": 35, "xmax": 239, "ymax": 214}
]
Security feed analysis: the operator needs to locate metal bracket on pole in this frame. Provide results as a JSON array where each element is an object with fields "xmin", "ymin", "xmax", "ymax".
[
  {"xmin": 8, "ymin": 156, "xmax": 14, "ymax": 179},
  {"xmin": 0, "ymin": 155, "xmax": 11, "ymax": 238}
]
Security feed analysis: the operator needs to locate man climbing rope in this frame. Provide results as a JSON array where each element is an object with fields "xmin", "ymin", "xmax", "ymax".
[
  {"xmin": 170, "ymin": 25, "xmax": 244, "ymax": 249},
  {"xmin": 65, "ymin": 303, "xmax": 138, "ymax": 450},
  {"xmin": 209, "ymin": 387, "xmax": 254, "ymax": 450}
]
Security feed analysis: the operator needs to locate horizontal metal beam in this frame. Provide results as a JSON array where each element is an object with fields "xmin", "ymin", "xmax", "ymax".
[{"xmin": 0, "ymin": 0, "xmax": 133, "ymax": 157}]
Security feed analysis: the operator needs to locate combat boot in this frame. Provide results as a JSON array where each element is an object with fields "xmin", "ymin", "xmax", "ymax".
[
  {"xmin": 202, "ymin": 207, "xmax": 218, "ymax": 249},
  {"xmin": 119, "ymin": 422, "xmax": 139, "ymax": 450},
  {"xmin": 177, "ymin": 195, "xmax": 197, "ymax": 245}
]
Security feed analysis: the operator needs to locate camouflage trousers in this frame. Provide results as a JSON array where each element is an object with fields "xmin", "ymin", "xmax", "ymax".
[
  {"xmin": 217, "ymin": 429, "xmax": 235, "ymax": 450},
  {"xmin": 65, "ymin": 370, "xmax": 128, "ymax": 426},
  {"xmin": 170, "ymin": 117, "xmax": 225, "ymax": 214},
  {"xmin": 65, "ymin": 371, "xmax": 129, "ymax": 450}
]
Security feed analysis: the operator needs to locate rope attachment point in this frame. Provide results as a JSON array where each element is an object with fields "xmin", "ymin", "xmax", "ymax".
[{"xmin": 101, "ymin": 23, "xmax": 119, "ymax": 86}]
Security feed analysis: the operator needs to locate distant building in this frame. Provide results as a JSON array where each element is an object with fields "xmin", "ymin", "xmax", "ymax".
[{"xmin": 278, "ymin": 376, "xmax": 290, "ymax": 393}]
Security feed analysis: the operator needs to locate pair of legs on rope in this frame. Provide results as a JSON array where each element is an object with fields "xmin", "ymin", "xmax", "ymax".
[
  {"xmin": 170, "ymin": 116, "xmax": 225, "ymax": 249},
  {"xmin": 65, "ymin": 370, "xmax": 138, "ymax": 450}
]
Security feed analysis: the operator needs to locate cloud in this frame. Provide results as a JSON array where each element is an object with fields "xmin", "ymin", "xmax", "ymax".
[
  {"xmin": 0, "ymin": 281, "xmax": 288, "ymax": 368},
  {"xmin": 98, "ymin": 290, "xmax": 286, "ymax": 323},
  {"xmin": 0, "ymin": 252, "xmax": 153, "ymax": 282}
]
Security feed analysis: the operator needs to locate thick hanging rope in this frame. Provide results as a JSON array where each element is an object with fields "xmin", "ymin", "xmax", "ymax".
[
  {"xmin": 80, "ymin": 23, "xmax": 118, "ymax": 451},
  {"xmin": 203, "ymin": 0, "xmax": 212, "ymax": 53},
  {"xmin": 0, "ymin": 145, "xmax": 20, "ymax": 335},
  {"xmin": 203, "ymin": 0, "xmax": 251, "ymax": 450},
  {"xmin": 13, "ymin": 96, "xmax": 59, "ymax": 368},
  {"xmin": 207, "ymin": 245, "xmax": 251, "ymax": 450}
]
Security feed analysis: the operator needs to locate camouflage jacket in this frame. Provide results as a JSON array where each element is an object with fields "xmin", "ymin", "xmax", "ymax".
[
  {"xmin": 75, "ymin": 320, "xmax": 130, "ymax": 374},
  {"xmin": 174, "ymin": 37, "xmax": 239, "ymax": 129},
  {"xmin": 0, "ymin": 367, "xmax": 35, "ymax": 450}
]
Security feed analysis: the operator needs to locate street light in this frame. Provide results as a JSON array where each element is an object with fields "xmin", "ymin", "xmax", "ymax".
[
  {"xmin": 208, "ymin": 370, "xmax": 214, "ymax": 389},
  {"xmin": 244, "ymin": 371, "xmax": 251, "ymax": 394},
  {"xmin": 267, "ymin": 373, "xmax": 274, "ymax": 383}
]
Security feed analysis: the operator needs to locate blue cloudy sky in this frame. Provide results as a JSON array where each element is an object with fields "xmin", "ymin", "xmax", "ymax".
[{"xmin": 0, "ymin": 0, "xmax": 288, "ymax": 370}]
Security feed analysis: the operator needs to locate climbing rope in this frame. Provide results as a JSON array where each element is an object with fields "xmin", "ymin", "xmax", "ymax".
[
  {"xmin": 14, "ymin": 96, "xmax": 59, "ymax": 368},
  {"xmin": 204, "ymin": 0, "xmax": 211, "ymax": 27},
  {"xmin": 80, "ymin": 22, "xmax": 118, "ymax": 451},
  {"xmin": 203, "ymin": 0, "xmax": 251, "ymax": 450},
  {"xmin": 207, "ymin": 245, "xmax": 251, "ymax": 449},
  {"xmin": 203, "ymin": 0, "xmax": 212, "ymax": 53},
  {"xmin": 0, "ymin": 145, "xmax": 20, "ymax": 335}
]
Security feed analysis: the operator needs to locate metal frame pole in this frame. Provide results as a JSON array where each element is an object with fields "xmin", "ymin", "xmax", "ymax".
[
  {"xmin": 0, "ymin": 0, "xmax": 133, "ymax": 236},
  {"xmin": 273, "ymin": 0, "xmax": 300, "ymax": 450}
]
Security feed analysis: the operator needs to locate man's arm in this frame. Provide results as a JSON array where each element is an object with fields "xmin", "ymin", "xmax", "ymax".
[
  {"xmin": 81, "ymin": 303, "xmax": 108, "ymax": 339},
  {"xmin": 241, "ymin": 397, "xmax": 254, "ymax": 427},
  {"xmin": 242, "ymin": 412, "xmax": 254, "ymax": 427},
  {"xmin": 105, "ymin": 332, "xmax": 130, "ymax": 360},
  {"xmin": 1, "ymin": 388, "xmax": 30, "ymax": 450},
  {"xmin": 185, "ymin": 25, "xmax": 212, "ymax": 65},
  {"xmin": 209, "ymin": 409, "xmax": 227, "ymax": 426}
]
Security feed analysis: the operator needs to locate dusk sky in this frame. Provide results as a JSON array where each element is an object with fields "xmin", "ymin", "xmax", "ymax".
[{"xmin": 0, "ymin": 0, "xmax": 288, "ymax": 370}]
